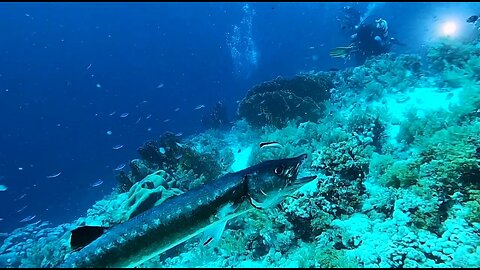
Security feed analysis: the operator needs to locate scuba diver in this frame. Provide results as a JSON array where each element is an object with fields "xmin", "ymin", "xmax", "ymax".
[{"xmin": 330, "ymin": 6, "xmax": 404, "ymax": 65}]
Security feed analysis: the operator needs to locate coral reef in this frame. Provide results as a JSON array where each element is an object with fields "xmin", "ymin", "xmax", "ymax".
[
  {"xmin": 3, "ymin": 39, "xmax": 480, "ymax": 269},
  {"xmin": 337, "ymin": 53, "xmax": 424, "ymax": 100},
  {"xmin": 426, "ymin": 38, "xmax": 480, "ymax": 88},
  {"xmin": 237, "ymin": 74, "xmax": 333, "ymax": 128},
  {"xmin": 117, "ymin": 131, "xmax": 223, "ymax": 192}
]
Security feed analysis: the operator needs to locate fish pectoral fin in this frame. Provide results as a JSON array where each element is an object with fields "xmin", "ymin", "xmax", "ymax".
[
  {"xmin": 200, "ymin": 202, "xmax": 244, "ymax": 247},
  {"xmin": 200, "ymin": 219, "xmax": 228, "ymax": 247},
  {"xmin": 70, "ymin": 225, "xmax": 109, "ymax": 251},
  {"xmin": 248, "ymin": 195, "xmax": 264, "ymax": 210}
]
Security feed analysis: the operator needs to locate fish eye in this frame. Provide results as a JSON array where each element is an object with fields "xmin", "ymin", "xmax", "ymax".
[{"xmin": 274, "ymin": 166, "xmax": 284, "ymax": 175}]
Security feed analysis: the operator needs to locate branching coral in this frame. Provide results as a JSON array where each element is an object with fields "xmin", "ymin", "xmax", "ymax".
[
  {"xmin": 426, "ymin": 38, "xmax": 480, "ymax": 87},
  {"xmin": 379, "ymin": 159, "xmax": 421, "ymax": 188},
  {"xmin": 398, "ymin": 121, "xmax": 480, "ymax": 233},
  {"xmin": 337, "ymin": 53, "xmax": 424, "ymax": 99},
  {"xmin": 416, "ymin": 123, "xmax": 480, "ymax": 189},
  {"xmin": 396, "ymin": 107, "xmax": 450, "ymax": 145},
  {"xmin": 312, "ymin": 138, "xmax": 373, "ymax": 182},
  {"xmin": 346, "ymin": 106, "xmax": 387, "ymax": 152}
]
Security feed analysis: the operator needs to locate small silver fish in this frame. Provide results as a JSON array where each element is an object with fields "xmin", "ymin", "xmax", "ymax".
[
  {"xmin": 175, "ymin": 142, "xmax": 184, "ymax": 148},
  {"xmin": 119, "ymin": 113, "xmax": 129, "ymax": 118},
  {"xmin": 30, "ymin": 219, "xmax": 42, "ymax": 225},
  {"xmin": 174, "ymin": 107, "xmax": 180, "ymax": 112},
  {"xmin": 159, "ymin": 147, "xmax": 166, "ymax": 154},
  {"xmin": 112, "ymin": 144, "xmax": 124, "ymax": 150},
  {"xmin": 90, "ymin": 179, "xmax": 104, "ymax": 187},
  {"xmin": 46, "ymin": 172, "xmax": 62, "ymax": 179},
  {"xmin": 17, "ymin": 205, "xmax": 28, "ymax": 213},
  {"xmin": 16, "ymin": 193, "xmax": 27, "ymax": 200},
  {"xmin": 194, "ymin": 104, "xmax": 205, "ymax": 110},
  {"xmin": 114, "ymin": 163, "xmax": 126, "ymax": 171},
  {"xmin": 20, "ymin": 215, "xmax": 36, "ymax": 223},
  {"xmin": 163, "ymin": 119, "xmax": 170, "ymax": 123}
]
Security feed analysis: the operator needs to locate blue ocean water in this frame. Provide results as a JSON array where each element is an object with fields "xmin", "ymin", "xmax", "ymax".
[
  {"xmin": 1, "ymin": 2, "xmax": 480, "ymax": 268},
  {"xmin": 0, "ymin": 2, "xmax": 348, "ymax": 232}
]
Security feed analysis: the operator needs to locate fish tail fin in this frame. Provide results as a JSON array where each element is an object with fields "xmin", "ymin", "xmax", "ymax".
[{"xmin": 70, "ymin": 225, "xmax": 109, "ymax": 251}]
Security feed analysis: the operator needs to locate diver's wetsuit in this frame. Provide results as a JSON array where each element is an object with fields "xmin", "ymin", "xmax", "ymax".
[{"xmin": 352, "ymin": 22, "xmax": 391, "ymax": 65}]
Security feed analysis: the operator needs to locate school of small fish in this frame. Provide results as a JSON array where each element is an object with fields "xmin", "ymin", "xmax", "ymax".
[{"xmin": 3, "ymin": 90, "xmax": 214, "ymax": 230}]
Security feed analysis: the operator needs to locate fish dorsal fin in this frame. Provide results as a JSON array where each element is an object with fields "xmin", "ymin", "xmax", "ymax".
[{"xmin": 70, "ymin": 225, "xmax": 109, "ymax": 252}]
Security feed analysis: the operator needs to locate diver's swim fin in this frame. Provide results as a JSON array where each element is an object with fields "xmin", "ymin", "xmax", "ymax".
[
  {"xmin": 329, "ymin": 46, "xmax": 355, "ymax": 59},
  {"xmin": 70, "ymin": 225, "xmax": 110, "ymax": 252}
]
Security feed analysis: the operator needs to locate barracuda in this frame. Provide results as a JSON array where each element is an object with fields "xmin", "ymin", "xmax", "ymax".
[{"xmin": 59, "ymin": 154, "xmax": 316, "ymax": 268}]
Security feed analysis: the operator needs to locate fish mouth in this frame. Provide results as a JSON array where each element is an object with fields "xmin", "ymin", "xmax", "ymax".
[
  {"xmin": 285, "ymin": 154, "xmax": 307, "ymax": 179},
  {"xmin": 285, "ymin": 154, "xmax": 316, "ymax": 188},
  {"xmin": 294, "ymin": 175, "xmax": 317, "ymax": 185}
]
